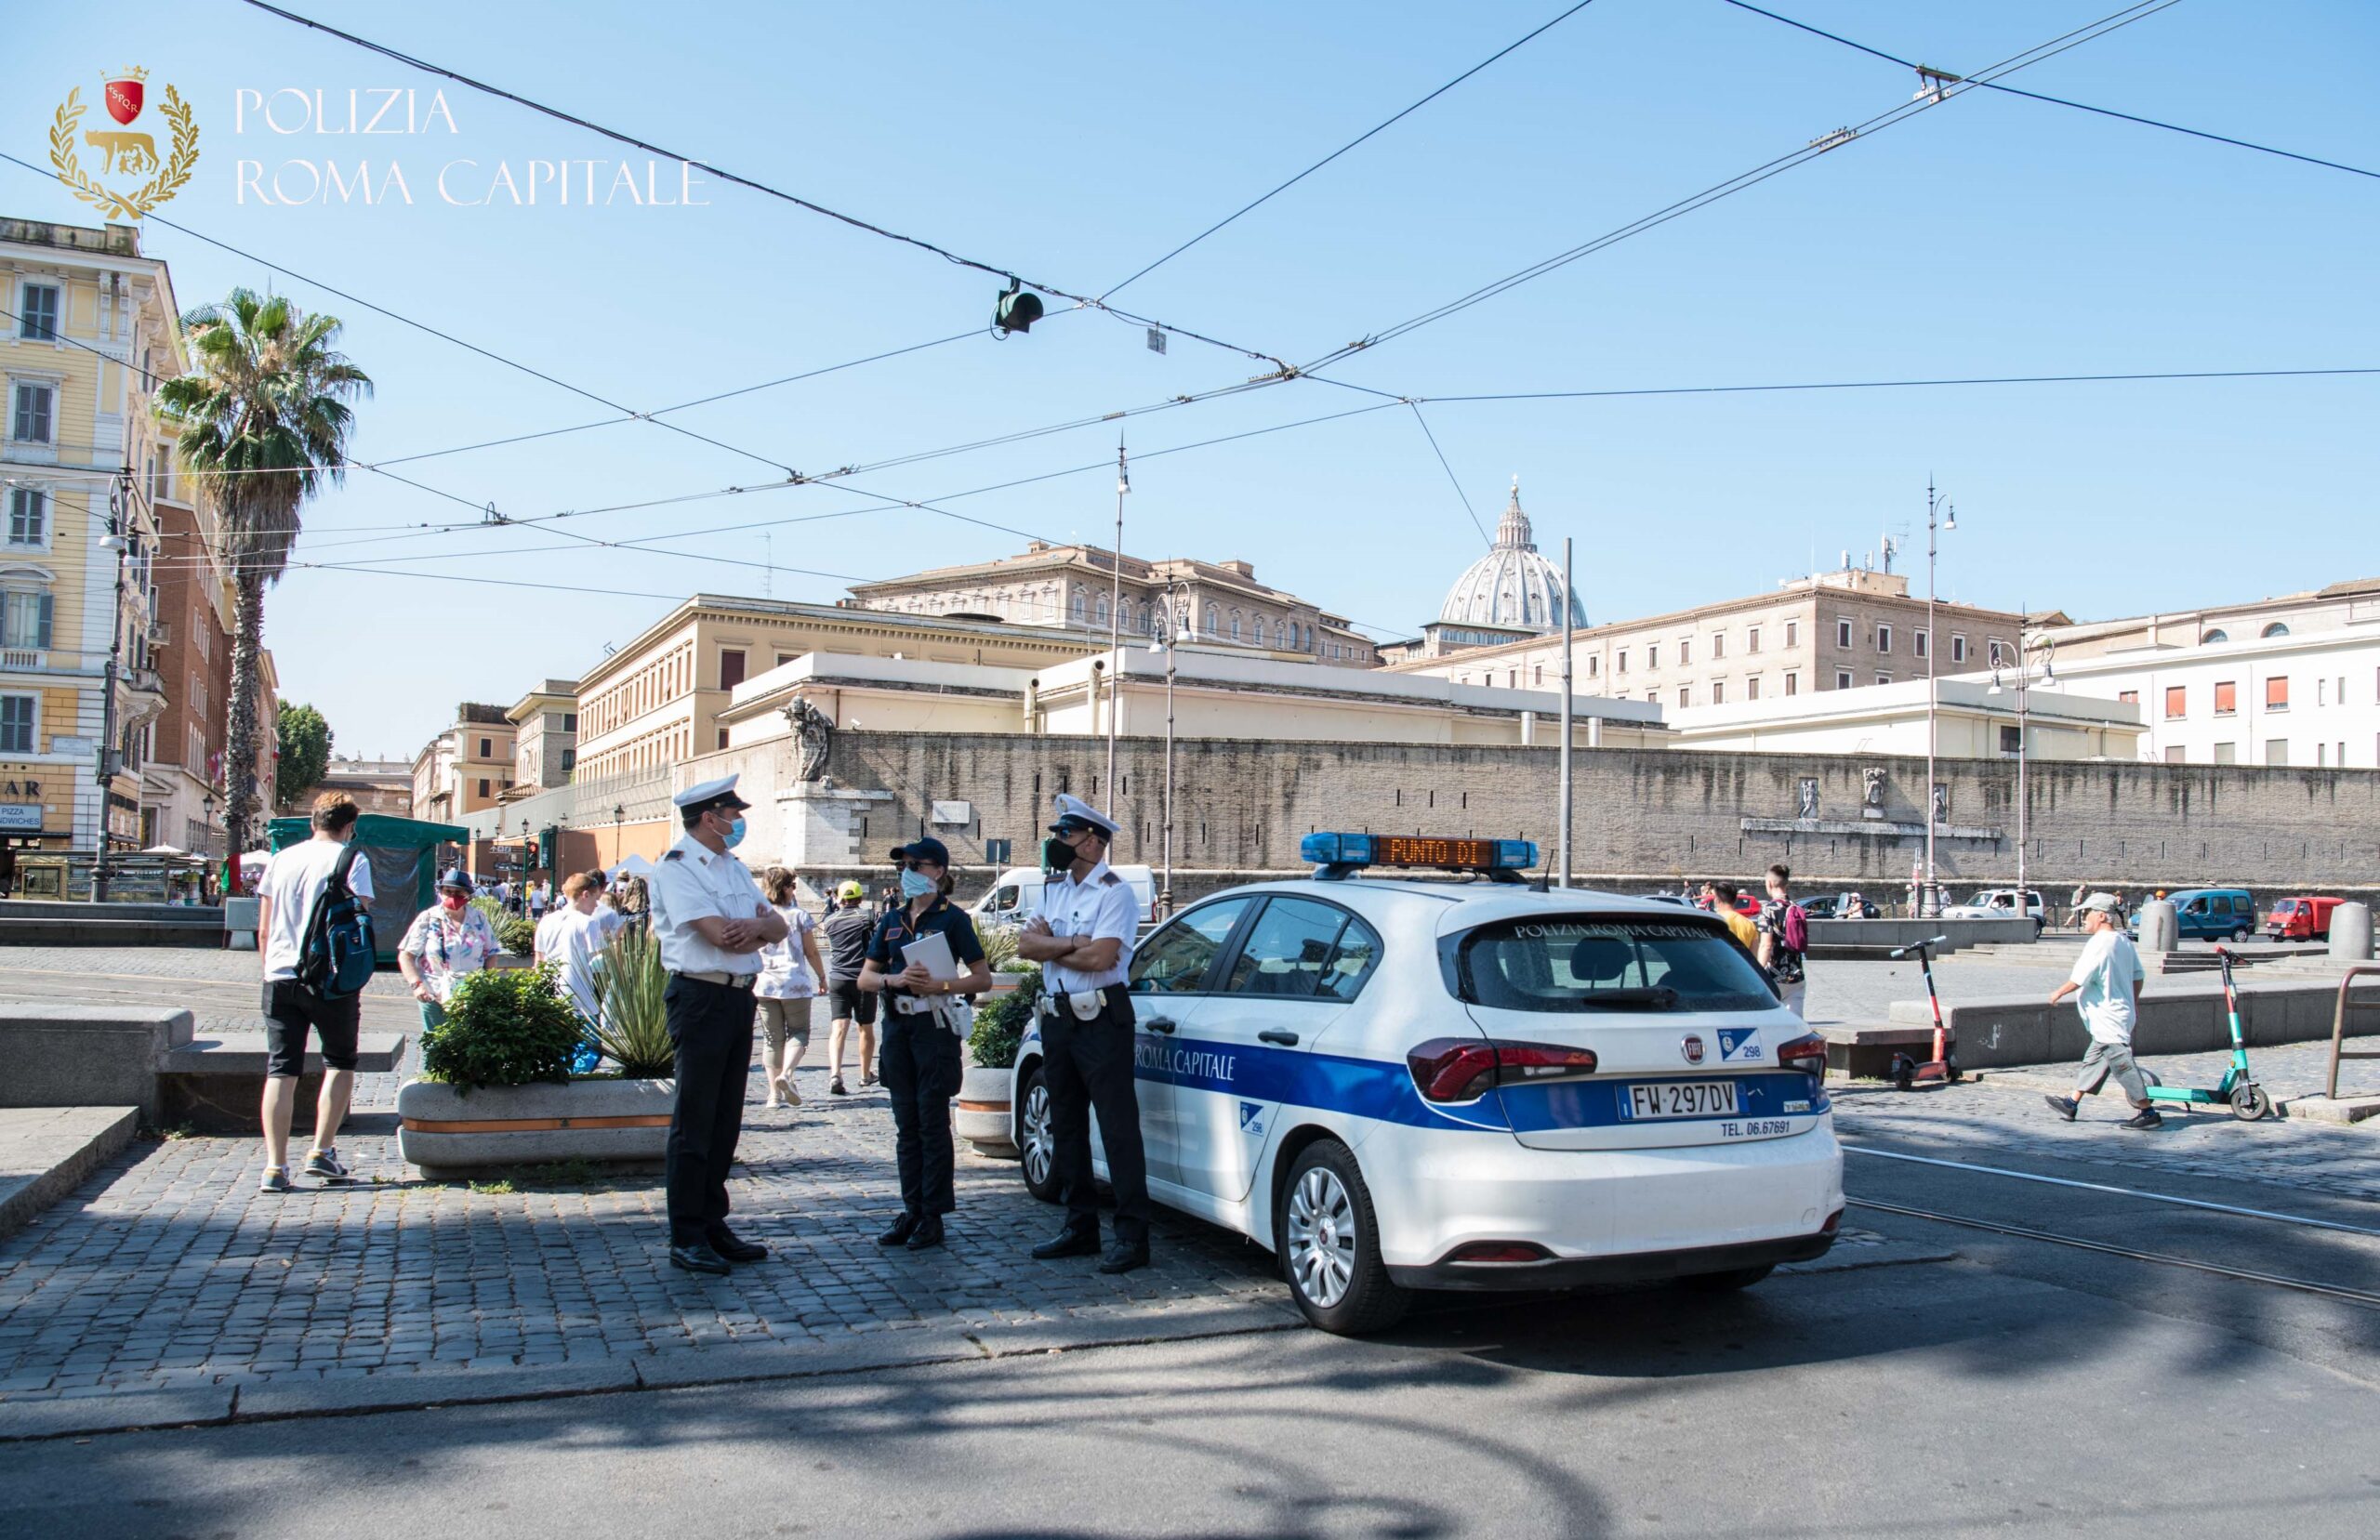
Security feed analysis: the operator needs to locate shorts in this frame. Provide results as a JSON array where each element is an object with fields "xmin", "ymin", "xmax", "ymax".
[
  {"xmin": 1778, "ymin": 976, "xmax": 1807, "ymax": 1020},
  {"xmin": 757, "ymin": 995, "xmax": 813, "ymax": 1051},
  {"xmin": 827, "ymin": 980, "xmax": 876, "ymax": 1026},
  {"xmin": 2075, "ymin": 1038, "xmax": 2148, "ymax": 1101},
  {"xmin": 261, "ymin": 978, "xmax": 362, "ymax": 1079}
]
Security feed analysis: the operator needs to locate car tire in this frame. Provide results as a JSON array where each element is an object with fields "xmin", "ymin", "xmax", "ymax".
[
  {"xmin": 1016, "ymin": 1064, "xmax": 1063, "ymax": 1204},
  {"xmin": 1675, "ymin": 1263, "xmax": 1774, "ymax": 1292},
  {"xmin": 1275, "ymin": 1139, "xmax": 1408, "ymax": 1336}
]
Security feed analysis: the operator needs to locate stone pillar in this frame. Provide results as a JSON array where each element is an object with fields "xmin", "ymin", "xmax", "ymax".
[
  {"xmin": 2331, "ymin": 902, "xmax": 2373, "ymax": 962},
  {"xmin": 2137, "ymin": 898, "xmax": 2179, "ymax": 954},
  {"xmin": 776, "ymin": 783, "xmax": 893, "ymax": 871}
]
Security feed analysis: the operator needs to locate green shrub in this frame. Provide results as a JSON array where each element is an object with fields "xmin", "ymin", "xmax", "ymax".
[
  {"xmin": 968, "ymin": 963, "xmax": 1039, "ymax": 1071},
  {"xmin": 421, "ymin": 963, "xmax": 583, "ymax": 1092},
  {"xmin": 497, "ymin": 915, "xmax": 537, "ymax": 955},
  {"xmin": 591, "ymin": 923, "xmax": 676, "ymax": 1078}
]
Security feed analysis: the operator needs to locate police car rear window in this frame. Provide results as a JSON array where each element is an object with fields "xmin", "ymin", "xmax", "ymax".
[{"xmin": 1456, "ymin": 918, "xmax": 1777, "ymax": 1014}]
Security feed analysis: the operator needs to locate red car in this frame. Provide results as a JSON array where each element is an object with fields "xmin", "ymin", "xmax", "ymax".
[{"xmin": 2267, "ymin": 895, "xmax": 2343, "ymax": 941}]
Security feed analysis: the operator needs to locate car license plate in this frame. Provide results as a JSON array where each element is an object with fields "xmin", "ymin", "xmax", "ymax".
[{"xmin": 1622, "ymin": 1080, "xmax": 1739, "ymax": 1120}]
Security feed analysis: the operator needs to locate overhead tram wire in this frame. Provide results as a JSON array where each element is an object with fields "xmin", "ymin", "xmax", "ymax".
[
  {"xmin": 1101, "ymin": 0, "xmax": 1605, "ymax": 301},
  {"xmin": 233, "ymin": 0, "xmax": 1297, "ymax": 374},
  {"xmin": 1293, "ymin": 1, "xmax": 2183, "ymax": 375},
  {"xmin": 1404, "ymin": 402, "xmax": 1493, "ymax": 548},
  {"xmin": 1718, "ymin": 0, "xmax": 2380, "ymax": 181}
]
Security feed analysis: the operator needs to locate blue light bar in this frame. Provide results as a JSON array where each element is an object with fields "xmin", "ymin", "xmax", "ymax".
[{"xmin": 1301, "ymin": 833, "xmax": 1537, "ymax": 872}]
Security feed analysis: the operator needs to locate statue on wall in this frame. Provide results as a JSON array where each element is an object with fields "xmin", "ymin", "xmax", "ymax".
[
  {"xmin": 1932, "ymin": 783, "xmax": 1950, "ymax": 827},
  {"xmin": 1861, "ymin": 767, "xmax": 1887, "ymax": 811},
  {"xmin": 786, "ymin": 698, "xmax": 835, "ymax": 783},
  {"xmin": 1796, "ymin": 777, "xmax": 1819, "ymax": 821}
]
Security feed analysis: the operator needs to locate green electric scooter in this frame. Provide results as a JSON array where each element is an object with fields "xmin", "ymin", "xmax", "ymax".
[{"xmin": 2142, "ymin": 945, "xmax": 2274, "ymax": 1121}]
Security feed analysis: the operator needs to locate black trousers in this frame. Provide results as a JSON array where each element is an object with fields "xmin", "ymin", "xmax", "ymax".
[
  {"xmin": 1043, "ymin": 1001, "xmax": 1150, "ymax": 1245},
  {"xmin": 664, "ymin": 974, "xmax": 758, "ymax": 1246},
  {"xmin": 879, "ymin": 1010, "xmax": 963, "ymax": 1218}
]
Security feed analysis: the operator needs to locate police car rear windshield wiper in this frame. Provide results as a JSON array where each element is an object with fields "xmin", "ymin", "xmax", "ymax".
[{"xmin": 1566, "ymin": 986, "xmax": 1680, "ymax": 1009}]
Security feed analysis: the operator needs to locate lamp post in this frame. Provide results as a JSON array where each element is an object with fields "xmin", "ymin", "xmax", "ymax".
[
  {"xmin": 1988, "ymin": 629, "xmax": 2056, "ymax": 917},
  {"xmin": 1104, "ymin": 442, "xmax": 1128, "ymax": 798},
  {"xmin": 92, "ymin": 468, "xmax": 133, "ymax": 903},
  {"xmin": 1148, "ymin": 582, "xmax": 1188, "ymax": 919},
  {"xmin": 1923, "ymin": 479, "xmax": 1956, "ymax": 917},
  {"xmin": 1558, "ymin": 536, "xmax": 1574, "ymax": 888},
  {"xmin": 612, "ymin": 802, "xmax": 625, "ymax": 868},
  {"xmin": 519, "ymin": 816, "xmax": 532, "ymax": 913}
]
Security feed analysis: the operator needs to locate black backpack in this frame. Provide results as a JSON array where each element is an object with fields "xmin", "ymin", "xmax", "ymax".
[{"xmin": 298, "ymin": 844, "xmax": 377, "ymax": 999}]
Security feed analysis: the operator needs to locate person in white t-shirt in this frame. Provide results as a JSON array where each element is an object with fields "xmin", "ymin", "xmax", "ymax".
[
  {"xmin": 755, "ymin": 866, "xmax": 827, "ymax": 1109},
  {"xmin": 253, "ymin": 791, "xmax": 376, "ymax": 1192},
  {"xmin": 542, "ymin": 872, "xmax": 611, "ymax": 1023},
  {"xmin": 2045, "ymin": 892, "xmax": 2157, "ymax": 1129}
]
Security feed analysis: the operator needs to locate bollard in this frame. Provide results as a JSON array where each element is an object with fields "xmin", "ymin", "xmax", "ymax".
[
  {"xmin": 2136, "ymin": 899, "xmax": 2179, "ymax": 954},
  {"xmin": 223, "ymin": 895, "xmax": 260, "ymax": 952},
  {"xmin": 2332, "ymin": 902, "xmax": 2374, "ymax": 962}
]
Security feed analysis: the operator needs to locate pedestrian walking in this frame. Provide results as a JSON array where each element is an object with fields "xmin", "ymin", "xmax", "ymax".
[
  {"xmin": 252, "ymin": 791, "xmax": 375, "ymax": 1192},
  {"xmin": 527, "ymin": 878, "xmax": 549, "ymax": 922},
  {"xmin": 1017, "ymin": 794, "xmax": 1152, "ymax": 1274},
  {"xmin": 649, "ymin": 774, "xmax": 785, "ymax": 1275},
  {"xmin": 542, "ymin": 872, "xmax": 610, "ymax": 1024},
  {"xmin": 398, "ymin": 868, "xmax": 499, "ymax": 1033},
  {"xmin": 1703, "ymin": 880, "xmax": 1762, "ymax": 953},
  {"xmin": 755, "ymin": 866, "xmax": 827, "ymax": 1109},
  {"xmin": 857, "ymin": 836, "xmax": 988, "ymax": 1251},
  {"xmin": 1755, "ymin": 862, "xmax": 1809, "ymax": 1020},
  {"xmin": 532, "ymin": 880, "xmax": 573, "ymax": 966},
  {"xmin": 2044, "ymin": 892, "xmax": 2158, "ymax": 1130},
  {"xmin": 496, "ymin": 877, "xmax": 514, "ymax": 915},
  {"xmin": 820, "ymin": 879, "xmax": 879, "ymax": 1095}
]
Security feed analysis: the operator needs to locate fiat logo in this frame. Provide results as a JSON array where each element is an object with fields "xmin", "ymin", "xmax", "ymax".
[{"xmin": 1681, "ymin": 1034, "xmax": 1706, "ymax": 1065}]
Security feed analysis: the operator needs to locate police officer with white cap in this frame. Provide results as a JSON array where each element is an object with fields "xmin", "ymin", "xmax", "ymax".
[
  {"xmin": 649, "ymin": 774, "xmax": 787, "ymax": 1275},
  {"xmin": 1016, "ymin": 793, "xmax": 1151, "ymax": 1273}
]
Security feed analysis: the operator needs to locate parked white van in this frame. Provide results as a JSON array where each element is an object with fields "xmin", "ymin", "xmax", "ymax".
[{"xmin": 972, "ymin": 864, "xmax": 1157, "ymax": 929}]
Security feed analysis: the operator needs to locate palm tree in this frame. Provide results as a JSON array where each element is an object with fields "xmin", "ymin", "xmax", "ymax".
[{"xmin": 156, "ymin": 290, "xmax": 371, "ymax": 890}]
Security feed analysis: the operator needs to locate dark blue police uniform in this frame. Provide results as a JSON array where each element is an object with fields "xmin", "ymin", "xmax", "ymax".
[{"xmin": 867, "ymin": 896, "xmax": 985, "ymax": 1224}]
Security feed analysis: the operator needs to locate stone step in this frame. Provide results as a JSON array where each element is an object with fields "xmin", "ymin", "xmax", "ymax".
[
  {"xmin": 0, "ymin": 916, "xmax": 223, "ymax": 948},
  {"xmin": 0, "ymin": 1105, "xmax": 139, "ymax": 1237},
  {"xmin": 158, "ymin": 1031, "xmax": 410, "ymax": 1134}
]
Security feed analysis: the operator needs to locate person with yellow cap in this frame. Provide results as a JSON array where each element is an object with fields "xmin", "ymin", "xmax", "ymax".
[{"xmin": 820, "ymin": 878, "xmax": 879, "ymax": 1094}]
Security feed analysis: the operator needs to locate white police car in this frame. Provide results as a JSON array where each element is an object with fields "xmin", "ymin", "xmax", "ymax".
[{"xmin": 1011, "ymin": 833, "xmax": 1844, "ymax": 1334}]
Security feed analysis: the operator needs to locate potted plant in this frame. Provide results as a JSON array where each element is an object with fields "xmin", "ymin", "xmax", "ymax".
[
  {"xmin": 957, "ymin": 963, "xmax": 1037, "ymax": 1158},
  {"xmin": 394, "ymin": 928, "xmax": 676, "ymax": 1179},
  {"xmin": 977, "ymin": 925, "xmax": 1031, "ymax": 994}
]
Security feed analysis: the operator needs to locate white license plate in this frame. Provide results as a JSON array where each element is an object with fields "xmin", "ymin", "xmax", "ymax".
[{"xmin": 1622, "ymin": 1080, "xmax": 1739, "ymax": 1120}]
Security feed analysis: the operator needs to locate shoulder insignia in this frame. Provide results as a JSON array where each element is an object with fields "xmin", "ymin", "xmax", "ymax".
[
  {"xmin": 1099, "ymin": 872, "xmax": 1121, "ymax": 886},
  {"xmin": 663, "ymin": 849, "xmax": 683, "ymax": 862}
]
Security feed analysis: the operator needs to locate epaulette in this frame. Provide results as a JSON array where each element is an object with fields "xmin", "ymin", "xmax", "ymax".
[
  {"xmin": 1099, "ymin": 872, "xmax": 1120, "ymax": 886},
  {"xmin": 663, "ymin": 849, "xmax": 683, "ymax": 862}
]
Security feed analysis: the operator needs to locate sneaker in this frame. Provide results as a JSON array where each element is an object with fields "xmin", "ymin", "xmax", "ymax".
[
  {"xmin": 2121, "ymin": 1109, "xmax": 2164, "ymax": 1131},
  {"xmin": 303, "ymin": 1148, "xmax": 350, "ymax": 1180},
  {"xmin": 2043, "ymin": 1095, "xmax": 2078, "ymax": 1122},
  {"xmin": 829, "ymin": 1077, "xmax": 848, "ymax": 1097},
  {"xmin": 258, "ymin": 1166, "xmax": 293, "ymax": 1194}
]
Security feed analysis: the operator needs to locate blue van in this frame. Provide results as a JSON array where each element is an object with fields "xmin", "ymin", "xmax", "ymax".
[{"xmin": 2147, "ymin": 888, "xmax": 2257, "ymax": 942}]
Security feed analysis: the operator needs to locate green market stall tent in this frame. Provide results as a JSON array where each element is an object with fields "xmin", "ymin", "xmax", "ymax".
[{"xmin": 266, "ymin": 813, "xmax": 468, "ymax": 965}]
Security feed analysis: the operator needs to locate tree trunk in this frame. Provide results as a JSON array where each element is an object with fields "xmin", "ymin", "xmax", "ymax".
[{"xmin": 224, "ymin": 571, "xmax": 265, "ymax": 895}]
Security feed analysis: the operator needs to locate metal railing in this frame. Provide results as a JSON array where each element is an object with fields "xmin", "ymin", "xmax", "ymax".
[{"xmin": 2326, "ymin": 965, "xmax": 2380, "ymax": 1100}]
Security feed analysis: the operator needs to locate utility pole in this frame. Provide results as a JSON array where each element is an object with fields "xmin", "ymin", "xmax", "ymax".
[
  {"xmin": 1924, "ymin": 478, "xmax": 1955, "ymax": 917},
  {"xmin": 92, "ymin": 467, "xmax": 132, "ymax": 903},
  {"xmin": 1558, "ymin": 536, "xmax": 1574, "ymax": 888},
  {"xmin": 1104, "ymin": 441, "xmax": 1128, "ymax": 800},
  {"xmin": 1155, "ymin": 583, "xmax": 1183, "ymax": 919}
]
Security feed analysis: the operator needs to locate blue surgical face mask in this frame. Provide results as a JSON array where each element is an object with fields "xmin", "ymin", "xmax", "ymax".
[
  {"xmin": 721, "ymin": 816, "xmax": 747, "ymax": 849},
  {"xmin": 900, "ymin": 869, "xmax": 935, "ymax": 901}
]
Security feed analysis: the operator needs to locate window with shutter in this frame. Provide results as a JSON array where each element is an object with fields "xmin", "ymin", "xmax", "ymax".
[
  {"xmin": 12, "ymin": 385, "xmax": 55, "ymax": 443},
  {"xmin": 18, "ymin": 285, "xmax": 59, "ymax": 339}
]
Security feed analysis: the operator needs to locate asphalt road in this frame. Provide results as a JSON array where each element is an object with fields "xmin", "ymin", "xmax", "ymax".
[{"xmin": 6, "ymin": 1112, "xmax": 2375, "ymax": 1540}]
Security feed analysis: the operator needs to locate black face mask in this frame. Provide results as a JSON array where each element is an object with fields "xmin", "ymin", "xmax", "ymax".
[{"xmin": 1042, "ymin": 836, "xmax": 1079, "ymax": 874}]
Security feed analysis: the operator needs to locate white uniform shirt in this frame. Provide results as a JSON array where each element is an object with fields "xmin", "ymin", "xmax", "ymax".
[
  {"xmin": 648, "ymin": 833, "xmax": 769, "ymax": 976},
  {"xmin": 258, "ymin": 838, "xmax": 376, "ymax": 981},
  {"xmin": 1039, "ymin": 859, "xmax": 1140, "ymax": 994}
]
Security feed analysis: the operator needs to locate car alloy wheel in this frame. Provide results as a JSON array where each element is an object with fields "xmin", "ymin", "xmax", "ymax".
[
  {"xmin": 1018, "ymin": 1072, "xmax": 1060, "ymax": 1201},
  {"xmin": 1286, "ymin": 1165, "xmax": 1358, "ymax": 1309}
]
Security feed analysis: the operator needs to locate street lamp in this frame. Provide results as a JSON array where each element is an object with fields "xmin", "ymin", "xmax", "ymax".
[
  {"xmin": 612, "ymin": 802, "xmax": 626, "ymax": 868},
  {"xmin": 1147, "ymin": 582, "xmax": 1190, "ymax": 919},
  {"xmin": 1923, "ymin": 479, "xmax": 1957, "ymax": 917},
  {"xmin": 1988, "ymin": 631, "xmax": 2056, "ymax": 919}
]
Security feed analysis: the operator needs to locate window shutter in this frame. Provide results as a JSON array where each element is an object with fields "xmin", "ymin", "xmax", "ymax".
[{"xmin": 35, "ymin": 592, "xmax": 53, "ymax": 648}]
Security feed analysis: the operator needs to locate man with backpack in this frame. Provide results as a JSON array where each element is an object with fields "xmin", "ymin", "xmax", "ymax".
[
  {"xmin": 1757, "ymin": 862, "xmax": 1810, "ymax": 1020},
  {"xmin": 253, "ymin": 791, "xmax": 377, "ymax": 1192}
]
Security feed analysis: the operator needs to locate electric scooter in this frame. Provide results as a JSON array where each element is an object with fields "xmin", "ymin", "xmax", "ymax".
[
  {"xmin": 2142, "ymin": 945, "xmax": 2274, "ymax": 1121},
  {"xmin": 1886, "ymin": 935, "xmax": 1959, "ymax": 1091}
]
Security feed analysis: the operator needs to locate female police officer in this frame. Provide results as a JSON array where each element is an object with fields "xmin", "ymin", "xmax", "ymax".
[{"xmin": 857, "ymin": 836, "xmax": 988, "ymax": 1250}]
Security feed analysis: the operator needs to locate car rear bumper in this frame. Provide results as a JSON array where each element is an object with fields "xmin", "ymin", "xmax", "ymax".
[{"xmin": 1389, "ymin": 1229, "xmax": 1837, "ymax": 1291}]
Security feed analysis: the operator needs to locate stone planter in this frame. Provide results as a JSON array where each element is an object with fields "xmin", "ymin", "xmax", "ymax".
[
  {"xmin": 985, "ymin": 970, "xmax": 1032, "ymax": 996},
  {"xmin": 396, "ymin": 1076, "xmax": 673, "ymax": 1179},
  {"xmin": 957, "ymin": 1063, "xmax": 1018, "ymax": 1159}
]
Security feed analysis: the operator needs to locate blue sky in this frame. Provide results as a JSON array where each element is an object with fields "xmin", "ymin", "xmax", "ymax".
[{"xmin": 7, "ymin": 0, "xmax": 2376, "ymax": 757}]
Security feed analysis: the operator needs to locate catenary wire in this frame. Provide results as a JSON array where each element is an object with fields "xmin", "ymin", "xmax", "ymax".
[
  {"xmin": 1719, "ymin": 0, "xmax": 2380, "ymax": 180},
  {"xmin": 1403, "ymin": 401, "xmax": 1493, "ymax": 548},
  {"xmin": 1102, "ymin": 0, "xmax": 1605, "ymax": 300}
]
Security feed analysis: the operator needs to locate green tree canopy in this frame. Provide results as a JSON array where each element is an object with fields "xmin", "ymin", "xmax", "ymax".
[{"xmin": 275, "ymin": 702, "xmax": 333, "ymax": 808}]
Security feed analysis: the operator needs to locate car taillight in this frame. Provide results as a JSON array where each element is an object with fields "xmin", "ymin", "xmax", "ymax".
[
  {"xmin": 1408, "ymin": 1038, "xmax": 1599, "ymax": 1102},
  {"xmin": 1777, "ymin": 1032, "xmax": 1829, "ymax": 1079}
]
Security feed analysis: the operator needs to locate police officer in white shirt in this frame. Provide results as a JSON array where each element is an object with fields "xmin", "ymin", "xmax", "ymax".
[
  {"xmin": 648, "ymin": 774, "xmax": 787, "ymax": 1276},
  {"xmin": 1015, "ymin": 794, "xmax": 1150, "ymax": 1273}
]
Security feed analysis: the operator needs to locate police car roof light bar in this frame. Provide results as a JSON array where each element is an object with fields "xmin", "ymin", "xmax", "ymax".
[{"xmin": 1301, "ymin": 832, "xmax": 1538, "ymax": 883}]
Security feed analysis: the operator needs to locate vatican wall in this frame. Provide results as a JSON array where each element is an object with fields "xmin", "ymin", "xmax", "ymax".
[{"xmin": 691, "ymin": 731, "xmax": 2379, "ymax": 902}]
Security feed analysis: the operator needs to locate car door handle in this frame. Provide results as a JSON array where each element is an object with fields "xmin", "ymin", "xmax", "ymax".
[
  {"xmin": 1258, "ymin": 1030, "xmax": 1300, "ymax": 1046},
  {"xmin": 1144, "ymin": 1017, "xmax": 1176, "ymax": 1034}
]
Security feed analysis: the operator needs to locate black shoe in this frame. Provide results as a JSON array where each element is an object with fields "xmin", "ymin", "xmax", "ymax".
[
  {"xmin": 668, "ymin": 1242, "xmax": 731, "ymax": 1276},
  {"xmin": 2044, "ymin": 1095, "xmax": 2078, "ymax": 1122},
  {"xmin": 877, "ymin": 1213, "xmax": 919, "ymax": 1247},
  {"xmin": 905, "ymin": 1218, "xmax": 946, "ymax": 1250},
  {"xmin": 1097, "ymin": 1242, "xmax": 1150, "ymax": 1274},
  {"xmin": 1031, "ymin": 1226, "xmax": 1102, "ymax": 1260},
  {"xmin": 829, "ymin": 1078, "xmax": 848, "ymax": 1096},
  {"xmin": 708, "ymin": 1229, "xmax": 768, "ymax": 1264},
  {"xmin": 2121, "ymin": 1109, "xmax": 2164, "ymax": 1131}
]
